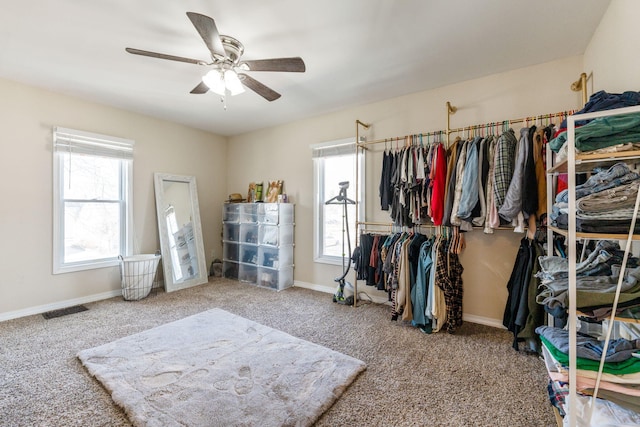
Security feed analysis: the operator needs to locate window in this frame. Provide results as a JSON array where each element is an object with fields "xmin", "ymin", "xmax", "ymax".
[
  {"xmin": 312, "ymin": 138, "xmax": 364, "ymax": 265},
  {"xmin": 53, "ymin": 127, "xmax": 133, "ymax": 274}
]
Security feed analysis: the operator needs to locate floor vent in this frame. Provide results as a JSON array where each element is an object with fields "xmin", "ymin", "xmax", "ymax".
[{"xmin": 42, "ymin": 305, "xmax": 89, "ymax": 320}]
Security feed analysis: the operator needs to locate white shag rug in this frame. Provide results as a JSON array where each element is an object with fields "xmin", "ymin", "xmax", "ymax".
[{"xmin": 77, "ymin": 308, "xmax": 366, "ymax": 427}]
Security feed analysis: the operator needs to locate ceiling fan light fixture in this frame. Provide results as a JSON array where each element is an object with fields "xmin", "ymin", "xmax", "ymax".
[
  {"xmin": 202, "ymin": 70, "xmax": 226, "ymax": 96},
  {"xmin": 127, "ymin": 12, "xmax": 304, "ymax": 101},
  {"xmin": 224, "ymin": 70, "xmax": 245, "ymax": 95}
]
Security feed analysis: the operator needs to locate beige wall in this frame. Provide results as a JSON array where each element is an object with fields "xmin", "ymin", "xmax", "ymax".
[
  {"xmin": 228, "ymin": 55, "xmax": 585, "ymax": 326},
  {"xmin": 0, "ymin": 78, "xmax": 227, "ymax": 319},
  {"xmin": 583, "ymin": 0, "xmax": 640, "ymax": 93}
]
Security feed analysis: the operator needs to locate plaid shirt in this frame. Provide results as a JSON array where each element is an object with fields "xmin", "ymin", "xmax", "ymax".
[
  {"xmin": 492, "ymin": 128, "xmax": 517, "ymax": 209},
  {"xmin": 547, "ymin": 379, "xmax": 568, "ymax": 417},
  {"xmin": 440, "ymin": 247, "xmax": 464, "ymax": 334}
]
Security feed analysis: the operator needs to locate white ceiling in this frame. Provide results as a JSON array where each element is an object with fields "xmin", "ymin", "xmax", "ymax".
[{"xmin": 0, "ymin": 0, "xmax": 610, "ymax": 136}]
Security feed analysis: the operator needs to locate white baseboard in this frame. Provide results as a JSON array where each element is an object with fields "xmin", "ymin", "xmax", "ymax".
[
  {"xmin": 462, "ymin": 313, "xmax": 506, "ymax": 329},
  {"xmin": 293, "ymin": 280, "xmax": 335, "ymax": 294},
  {"xmin": 0, "ymin": 289, "xmax": 122, "ymax": 322},
  {"xmin": 295, "ymin": 280, "xmax": 505, "ymax": 329}
]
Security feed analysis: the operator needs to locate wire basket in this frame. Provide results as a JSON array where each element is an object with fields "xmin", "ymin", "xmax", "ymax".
[{"xmin": 119, "ymin": 254, "xmax": 161, "ymax": 301}]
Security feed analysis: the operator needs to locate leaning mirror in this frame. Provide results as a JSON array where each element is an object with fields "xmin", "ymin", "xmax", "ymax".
[{"xmin": 153, "ymin": 173, "xmax": 208, "ymax": 292}]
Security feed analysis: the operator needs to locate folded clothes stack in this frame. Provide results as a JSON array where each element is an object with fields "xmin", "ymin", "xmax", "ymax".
[
  {"xmin": 535, "ymin": 240, "xmax": 640, "ymax": 313},
  {"xmin": 536, "ymin": 325, "xmax": 640, "ymax": 424},
  {"xmin": 550, "ymin": 162, "xmax": 640, "ymax": 232}
]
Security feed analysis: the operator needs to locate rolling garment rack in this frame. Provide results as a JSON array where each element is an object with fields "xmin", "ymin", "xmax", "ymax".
[{"xmin": 350, "ymin": 72, "xmax": 589, "ymax": 309}]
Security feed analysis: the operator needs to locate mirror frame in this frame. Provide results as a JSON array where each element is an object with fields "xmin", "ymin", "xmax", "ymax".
[{"xmin": 153, "ymin": 173, "xmax": 208, "ymax": 292}]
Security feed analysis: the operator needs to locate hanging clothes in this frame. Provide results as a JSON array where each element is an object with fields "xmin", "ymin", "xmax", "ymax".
[
  {"xmin": 516, "ymin": 240, "xmax": 545, "ymax": 352},
  {"xmin": 431, "ymin": 234, "xmax": 449, "ymax": 332},
  {"xmin": 442, "ymin": 137, "xmax": 462, "ymax": 227},
  {"xmin": 503, "ymin": 236, "xmax": 542, "ymax": 351},
  {"xmin": 449, "ymin": 140, "xmax": 469, "ymax": 227},
  {"xmin": 493, "ymin": 128, "xmax": 518, "ymax": 211},
  {"xmin": 445, "ymin": 254, "xmax": 464, "ymax": 333},
  {"xmin": 473, "ymin": 136, "xmax": 491, "ymax": 227},
  {"xmin": 430, "ymin": 143, "xmax": 447, "ymax": 225},
  {"xmin": 533, "ymin": 127, "xmax": 548, "ymax": 219},
  {"xmin": 499, "ymin": 127, "xmax": 529, "ymax": 227},
  {"xmin": 522, "ymin": 125, "xmax": 539, "ymax": 217},
  {"xmin": 411, "ymin": 238, "xmax": 434, "ymax": 332},
  {"xmin": 456, "ymin": 136, "xmax": 481, "ymax": 229},
  {"xmin": 484, "ymin": 135, "xmax": 499, "ymax": 233},
  {"xmin": 396, "ymin": 235, "xmax": 414, "ymax": 321},
  {"xmin": 379, "ymin": 149, "xmax": 392, "ymax": 211}
]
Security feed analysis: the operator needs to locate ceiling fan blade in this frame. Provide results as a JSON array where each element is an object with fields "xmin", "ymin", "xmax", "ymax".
[
  {"xmin": 186, "ymin": 12, "xmax": 227, "ymax": 59},
  {"xmin": 241, "ymin": 57, "xmax": 306, "ymax": 72},
  {"xmin": 125, "ymin": 47, "xmax": 203, "ymax": 65},
  {"xmin": 190, "ymin": 81, "xmax": 209, "ymax": 94},
  {"xmin": 238, "ymin": 73, "xmax": 281, "ymax": 101}
]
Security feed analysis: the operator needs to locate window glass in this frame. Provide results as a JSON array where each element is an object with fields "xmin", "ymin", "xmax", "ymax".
[
  {"xmin": 63, "ymin": 201, "xmax": 121, "ymax": 263},
  {"xmin": 53, "ymin": 127, "xmax": 132, "ymax": 274},
  {"xmin": 63, "ymin": 154, "xmax": 120, "ymax": 200},
  {"xmin": 322, "ymin": 155, "xmax": 357, "ymax": 258},
  {"xmin": 313, "ymin": 141, "xmax": 364, "ymax": 265}
]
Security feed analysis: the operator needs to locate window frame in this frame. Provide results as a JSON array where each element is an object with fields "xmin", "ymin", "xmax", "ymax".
[
  {"xmin": 52, "ymin": 127, "xmax": 134, "ymax": 274},
  {"xmin": 312, "ymin": 138, "xmax": 365, "ymax": 265}
]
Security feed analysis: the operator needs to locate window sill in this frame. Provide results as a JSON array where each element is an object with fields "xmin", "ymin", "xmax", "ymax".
[
  {"xmin": 314, "ymin": 255, "xmax": 350, "ymax": 266},
  {"xmin": 53, "ymin": 258, "xmax": 120, "ymax": 275}
]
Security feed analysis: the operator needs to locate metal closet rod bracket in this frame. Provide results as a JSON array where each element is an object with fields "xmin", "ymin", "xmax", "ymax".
[
  {"xmin": 571, "ymin": 72, "xmax": 588, "ymax": 106},
  {"xmin": 356, "ymin": 120, "xmax": 371, "ymax": 149},
  {"xmin": 446, "ymin": 101, "xmax": 458, "ymax": 146}
]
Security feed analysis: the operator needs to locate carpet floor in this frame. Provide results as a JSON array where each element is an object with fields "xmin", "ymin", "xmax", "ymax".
[{"xmin": 0, "ymin": 277, "xmax": 557, "ymax": 426}]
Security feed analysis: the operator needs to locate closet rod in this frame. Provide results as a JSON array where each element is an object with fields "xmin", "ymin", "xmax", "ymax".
[
  {"xmin": 446, "ymin": 110, "xmax": 575, "ymax": 135},
  {"xmin": 357, "ymin": 220, "xmax": 395, "ymax": 227},
  {"xmin": 357, "ymin": 220, "xmax": 437, "ymax": 233},
  {"xmin": 358, "ymin": 220, "xmax": 535, "ymax": 233},
  {"xmin": 356, "ymin": 109, "xmax": 574, "ymax": 149},
  {"xmin": 356, "ymin": 131, "xmax": 447, "ymax": 148},
  {"xmin": 357, "ymin": 220, "xmax": 441, "ymax": 229},
  {"xmin": 357, "ymin": 130, "xmax": 446, "ymax": 148}
]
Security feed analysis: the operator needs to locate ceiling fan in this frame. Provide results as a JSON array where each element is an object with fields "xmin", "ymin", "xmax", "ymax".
[{"xmin": 126, "ymin": 12, "xmax": 306, "ymax": 102}]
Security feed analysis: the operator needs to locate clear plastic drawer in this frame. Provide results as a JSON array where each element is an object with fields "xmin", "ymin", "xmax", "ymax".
[
  {"xmin": 223, "ymin": 223, "xmax": 240, "ymax": 242},
  {"xmin": 259, "ymin": 224, "xmax": 294, "ymax": 246},
  {"xmin": 240, "ymin": 245, "xmax": 258, "ymax": 265},
  {"xmin": 258, "ymin": 203, "xmax": 294, "ymax": 225},
  {"xmin": 239, "ymin": 264, "xmax": 258, "ymax": 283},
  {"xmin": 240, "ymin": 223, "xmax": 259, "ymax": 244},
  {"xmin": 223, "ymin": 261, "xmax": 238, "ymax": 280},
  {"xmin": 223, "ymin": 204, "xmax": 240, "ymax": 222},
  {"xmin": 240, "ymin": 203, "xmax": 259, "ymax": 223},
  {"xmin": 223, "ymin": 242, "xmax": 239, "ymax": 262},
  {"xmin": 257, "ymin": 266, "xmax": 293, "ymax": 291},
  {"xmin": 258, "ymin": 245, "xmax": 293, "ymax": 268}
]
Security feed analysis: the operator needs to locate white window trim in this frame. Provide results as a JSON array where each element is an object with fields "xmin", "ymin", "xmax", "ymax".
[
  {"xmin": 52, "ymin": 127, "xmax": 134, "ymax": 274},
  {"xmin": 312, "ymin": 137, "xmax": 365, "ymax": 266}
]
